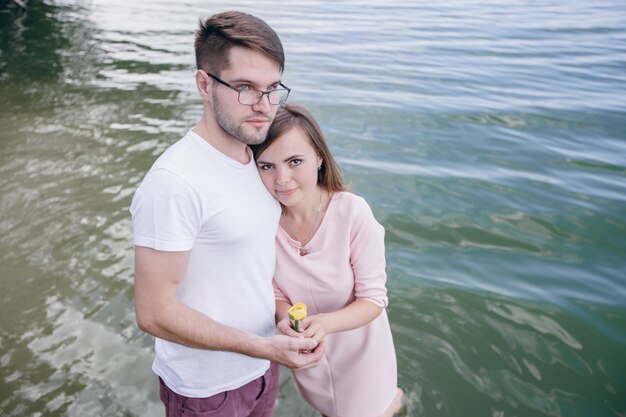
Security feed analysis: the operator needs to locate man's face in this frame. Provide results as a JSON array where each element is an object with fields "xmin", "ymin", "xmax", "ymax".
[{"xmin": 211, "ymin": 46, "xmax": 282, "ymax": 145}]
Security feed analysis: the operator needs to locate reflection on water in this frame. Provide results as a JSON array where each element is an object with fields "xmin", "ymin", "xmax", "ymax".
[
  {"xmin": 1, "ymin": 0, "xmax": 625, "ymax": 416},
  {"xmin": 391, "ymin": 287, "xmax": 625, "ymax": 417}
]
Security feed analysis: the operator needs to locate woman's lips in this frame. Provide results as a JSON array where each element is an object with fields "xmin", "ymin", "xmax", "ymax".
[{"xmin": 276, "ymin": 188, "xmax": 296, "ymax": 198}]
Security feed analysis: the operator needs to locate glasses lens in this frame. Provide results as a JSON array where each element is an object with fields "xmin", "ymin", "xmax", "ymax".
[
  {"xmin": 238, "ymin": 90, "xmax": 262, "ymax": 106},
  {"xmin": 268, "ymin": 89, "xmax": 289, "ymax": 105},
  {"xmin": 238, "ymin": 89, "xmax": 289, "ymax": 106}
]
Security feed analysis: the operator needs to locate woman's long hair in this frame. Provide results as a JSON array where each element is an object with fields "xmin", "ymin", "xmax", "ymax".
[{"xmin": 251, "ymin": 104, "xmax": 347, "ymax": 193}]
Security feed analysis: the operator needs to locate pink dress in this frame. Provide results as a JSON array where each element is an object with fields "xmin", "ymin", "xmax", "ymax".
[{"xmin": 273, "ymin": 192, "xmax": 398, "ymax": 417}]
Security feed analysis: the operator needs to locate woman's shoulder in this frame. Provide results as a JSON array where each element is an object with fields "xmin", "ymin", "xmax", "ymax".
[
  {"xmin": 329, "ymin": 191, "xmax": 383, "ymax": 236},
  {"xmin": 332, "ymin": 191, "xmax": 373, "ymax": 215}
]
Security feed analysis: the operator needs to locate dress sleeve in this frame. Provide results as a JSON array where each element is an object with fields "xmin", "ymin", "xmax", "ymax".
[
  {"xmin": 273, "ymin": 279, "xmax": 291, "ymax": 304},
  {"xmin": 349, "ymin": 196, "xmax": 389, "ymax": 308},
  {"xmin": 130, "ymin": 168, "xmax": 202, "ymax": 251}
]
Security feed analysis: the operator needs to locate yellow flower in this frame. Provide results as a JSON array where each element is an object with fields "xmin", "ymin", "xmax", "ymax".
[{"xmin": 288, "ymin": 303, "xmax": 307, "ymax": 332}]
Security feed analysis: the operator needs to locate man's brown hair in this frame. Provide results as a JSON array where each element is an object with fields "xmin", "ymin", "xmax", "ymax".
[{"xmin": 195, "ymin": 11, "xmax": 285, "ymax": 76}]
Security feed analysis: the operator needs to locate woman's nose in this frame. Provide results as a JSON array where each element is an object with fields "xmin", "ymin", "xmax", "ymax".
[{"xmin": 276, "ymin": 167, "xmax": 290, "ymax": 185}]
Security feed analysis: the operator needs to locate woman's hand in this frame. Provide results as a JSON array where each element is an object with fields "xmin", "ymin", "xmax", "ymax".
[
  {"xmin": 299, "ymin": 314, "xmax": 327, "ymax": 345},
  {"xmin": 276, "ymin": 314, "xmax": 327, "ymax": 346},
  {"xmin": 276, "ymin": 316, "xmax": 301, "ymax": 338}
]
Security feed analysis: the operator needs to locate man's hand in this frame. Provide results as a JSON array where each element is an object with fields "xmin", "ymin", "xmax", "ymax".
[{"xmin": 262, "ymin": 334, "xmax": 325, "ymax": 370}]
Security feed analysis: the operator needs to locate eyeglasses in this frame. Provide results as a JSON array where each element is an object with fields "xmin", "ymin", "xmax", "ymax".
[{"xmin": 207, "ymin": 73, "xmax": 291, "ymax": 106}]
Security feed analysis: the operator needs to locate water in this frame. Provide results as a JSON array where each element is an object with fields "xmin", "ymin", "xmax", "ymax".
[{"xmin": 1, "ymin": 0, "xmax": 625, "ymax": 416}]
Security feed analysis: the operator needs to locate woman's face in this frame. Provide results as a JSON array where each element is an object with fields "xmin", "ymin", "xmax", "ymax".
[{"xmin": 255, "ymin": 127, "xmax": 323, "ymax": 207}]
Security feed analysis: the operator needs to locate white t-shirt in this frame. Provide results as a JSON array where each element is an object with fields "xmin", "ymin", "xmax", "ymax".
[{"xmin": 130, "ymin": 129, "xmax": 280, "ymax": 397}]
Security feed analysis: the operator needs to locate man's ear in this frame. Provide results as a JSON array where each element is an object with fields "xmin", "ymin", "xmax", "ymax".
[{"xmin": 195, "ymin": 70, "xmax": 211, "ymax": 99}]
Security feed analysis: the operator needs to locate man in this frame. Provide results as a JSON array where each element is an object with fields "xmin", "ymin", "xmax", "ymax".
[{"xmin": 130, "ymin": 11, "xmax": 324, "ymax": 417}]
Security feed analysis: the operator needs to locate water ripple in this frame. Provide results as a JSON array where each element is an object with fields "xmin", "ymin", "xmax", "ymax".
[{"xmin": 2, "ymin": 1, "xmax": 626, "ymax": 416}]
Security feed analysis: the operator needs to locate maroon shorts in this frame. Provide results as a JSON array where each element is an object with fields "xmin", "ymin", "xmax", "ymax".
[{"xmin": 159, "ymin": 362, "xmax": 279, "ymax": 417}]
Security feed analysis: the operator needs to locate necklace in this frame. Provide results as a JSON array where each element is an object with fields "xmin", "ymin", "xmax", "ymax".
[{"xmin": 282, "ymin": 189, "xmax": 323, "ymax": 256}]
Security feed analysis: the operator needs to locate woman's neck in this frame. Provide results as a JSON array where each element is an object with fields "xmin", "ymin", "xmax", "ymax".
[{"xmin": 282, "ymin": 186, "xmax": 325, "ymax": 221}]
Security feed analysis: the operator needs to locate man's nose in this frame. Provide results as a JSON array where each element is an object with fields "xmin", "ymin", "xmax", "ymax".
[{"xmin": 251, "ymin": 93, "xmax": 272, "ymax": 113}]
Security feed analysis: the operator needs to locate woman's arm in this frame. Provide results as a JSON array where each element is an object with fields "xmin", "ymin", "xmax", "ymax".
[
  {"xmin": 303, "ymin": 300, "xmax": 382, "ymax": 341},
  {"xmin": 303, "ymin": 195, "xmax": 387, "ymax": 342}
]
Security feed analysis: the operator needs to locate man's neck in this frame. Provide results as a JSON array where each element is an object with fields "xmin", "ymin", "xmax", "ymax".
[{"xmin": 193, "ymin": 115, "xmax": 250, "ymax": 164}]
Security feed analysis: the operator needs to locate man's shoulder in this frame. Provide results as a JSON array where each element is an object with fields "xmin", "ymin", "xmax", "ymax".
[
  {"xmin": 132, "ymin": 131, "xmax": 205, "ymax": 197},
  {"xmin": 152, "ymin": 130, "xmax": 200, "ymax": 169}
]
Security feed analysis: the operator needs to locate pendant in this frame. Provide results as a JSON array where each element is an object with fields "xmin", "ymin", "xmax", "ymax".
[{"xmin": 288, "ymin": 239, "xmax": 311, "ymax": 256}]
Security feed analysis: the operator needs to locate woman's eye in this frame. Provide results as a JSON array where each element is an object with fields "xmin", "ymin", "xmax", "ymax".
[
  {"xmin": 290, "ymin": 159, "xmax": 302, "ymax": 166},
  {"xmin": 259, "ymin": 164, "xmax": 272, "ymax": 171},
  {"xmin": 238, "ymin": 84, "xmax": 252, "ymax": 91}
]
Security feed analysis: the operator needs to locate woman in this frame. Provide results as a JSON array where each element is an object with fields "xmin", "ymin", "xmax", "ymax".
[{"xmin": 251, "ymin": 104, "xmax": 403, "ymax": 417}]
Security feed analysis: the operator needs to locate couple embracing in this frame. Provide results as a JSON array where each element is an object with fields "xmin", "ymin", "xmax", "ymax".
[{"xmin": 130, "ymin": 11, "xmax": 402, "ymax": 417}]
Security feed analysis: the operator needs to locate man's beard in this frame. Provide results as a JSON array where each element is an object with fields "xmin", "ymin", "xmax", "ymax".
[{"xmin": 213, "ymin": 97, "xmax": 271, "ymax": 145}]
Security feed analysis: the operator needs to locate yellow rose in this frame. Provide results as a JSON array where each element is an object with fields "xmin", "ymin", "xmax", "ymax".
[{"xmin": 288, "ymin": 303, "xmax": 307, "ymax": 331}]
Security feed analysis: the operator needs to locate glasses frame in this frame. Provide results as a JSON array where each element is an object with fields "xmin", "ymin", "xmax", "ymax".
[{"xmin": 207, "ymin": 73, "xmax": 291, "ymax": 106}]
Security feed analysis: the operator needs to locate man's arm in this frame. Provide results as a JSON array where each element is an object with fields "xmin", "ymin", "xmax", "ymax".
[{"xmin": 134, "ymin": 246, "xmax": 324, "ymax": 369}]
